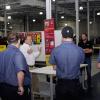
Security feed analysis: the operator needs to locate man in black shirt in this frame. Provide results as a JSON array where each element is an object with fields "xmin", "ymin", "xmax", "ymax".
[{"xmin": 78, "ymin": 33, "xmax": 93, "ymax": 90}]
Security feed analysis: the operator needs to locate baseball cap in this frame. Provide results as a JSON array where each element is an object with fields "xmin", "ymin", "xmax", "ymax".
[{"xmin": 61, "ymin": 26, "xmax": 74, "ymax": 38}]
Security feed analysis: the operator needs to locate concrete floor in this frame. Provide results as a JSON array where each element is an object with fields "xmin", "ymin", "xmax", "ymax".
[{"xmin": 81, "ymin": 56, "xmax": 100, "ymax": 100}]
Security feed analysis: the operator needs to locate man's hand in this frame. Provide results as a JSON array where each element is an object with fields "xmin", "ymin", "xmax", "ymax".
[
  {"xmin": 37, "ymin": 46, "xmax": 42, "ymax": 52},
  {"xmin": 18, "ymin": 86, "xmax": 24, "ymax": 95},
  {"xmin": 27, "ymin": 48, "xmax": 33, "ymax": 54},
  {"xmin": 83, "ymin": 48, "xmax": 93, "ymax": 53},
  {"xmin": 17, "ymin": 71, "xmax": 24, "ymax": 96}
]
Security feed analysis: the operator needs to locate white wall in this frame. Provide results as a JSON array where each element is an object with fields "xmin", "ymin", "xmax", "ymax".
[{"xmin": 35, "ymin": 30, "xmax": 62, "ymax": 61}]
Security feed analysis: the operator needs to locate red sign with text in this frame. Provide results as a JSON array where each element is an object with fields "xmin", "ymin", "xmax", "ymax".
[{"xmin": 44, "ymin": 19, "xmax": 55, "ymax": 54}]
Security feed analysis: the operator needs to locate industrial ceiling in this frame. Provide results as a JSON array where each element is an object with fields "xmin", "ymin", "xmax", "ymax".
[
  {"xmin": 0, "ymin": 0, "xmax": 100, "ymax": 31},
  {"xmin": 0, "ymin": 0, "xmax": 100, "ymax": 18}
]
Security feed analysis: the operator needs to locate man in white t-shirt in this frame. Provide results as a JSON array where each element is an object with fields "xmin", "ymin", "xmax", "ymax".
[
  {"xmin": 20, "ymin": 35, "xmax": 41, "ymax": 92},
  {"xmin": 20, "ymin": 35, "xmax": 41, "ymax": 67}
]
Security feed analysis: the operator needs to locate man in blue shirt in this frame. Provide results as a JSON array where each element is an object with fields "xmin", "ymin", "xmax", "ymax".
[
  {"xmin": 0, "ymin": 33, "xmax": 31, "ymax": 100},
  {"xmin": 49, "ymin": 26, "xmax": 85, "ymax": 100}
]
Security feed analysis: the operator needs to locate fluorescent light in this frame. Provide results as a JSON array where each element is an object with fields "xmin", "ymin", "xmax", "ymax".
[
  {"xmin": 33, "ymin": 19, "xmax": 36, "ymax": 22},
  {"xmin": 39, "ymin": 12, "xmax": 43, "ymax": 15},
  {"xmin": 6, "ymin": 5, "xmax": 11, "ymax": 10},
  {"xmin": 97, "ymin": 12, "xmax": 100, "ymax": 15},
  {"xmin": 65, "ymin": 23, "xmax": 68, "ymax": 26},
  {"xmin": 61, "ymin": 16, "xmax": 64, "ymax": 19},
  {"xmin": 7, "ymin": 22, "xmax": 10, "ymax": 25},
  {"xmin": 52, "ymin": 0, "xmax": 55, "ymax": 2},
  {"xmin": 79, "ymin": 6, "xmax": 83, "ymax": 10},
  {"xmin": 8, "ymin": 16, "xmax": 11, "ymax": 20}
]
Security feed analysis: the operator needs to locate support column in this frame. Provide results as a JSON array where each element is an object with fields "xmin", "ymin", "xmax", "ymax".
[
  {"xmin": 75, "ymin": 0, "xmax": 79, "ymax": 45},
  {"xmin": 46, "ymin": 0, "xmax": 52, "ymax": 19},
  {"xmin": 4, "ymin": 9, "xmax": 7, "ymax": 37},
  {"xmin": 93, "ymin": 9, "xmax": 96, "ymax": 37},
  {"xmin": 87, "ymin": 0, "xmax": 90, "ymax": 40},
  {"xmin": 26, "ymin": 14, "xmax": 29, "ymax": 32},
  {"xmin": 55, "ymin": 0, "xmax": 58, "ymax": 29}
]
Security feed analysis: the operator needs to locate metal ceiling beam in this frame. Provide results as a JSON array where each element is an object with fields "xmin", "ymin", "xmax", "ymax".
[{"xmin": 20, "ymin": 0, "xmax": 75, "ymax": 16}]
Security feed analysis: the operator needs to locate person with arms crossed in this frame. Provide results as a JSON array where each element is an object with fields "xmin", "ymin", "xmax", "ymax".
[
  {"xmin": 0, "ymin": 33, "xmax": 31, "ymax": 100},
  {"xmin": 78, "ymin": 33, "xmax": 93, "ymax": 90},
  {"xmin": 49, "ymin": 26, "xmax": 85, "ymax": 100}
]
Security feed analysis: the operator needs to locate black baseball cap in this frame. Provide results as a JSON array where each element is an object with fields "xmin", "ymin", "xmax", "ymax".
[{"xmin": 61, "ymin": 26, "xmax": 74, "ymax": 38}]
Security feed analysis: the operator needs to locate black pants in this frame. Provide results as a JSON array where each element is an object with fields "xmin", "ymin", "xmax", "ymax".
[
  {"xmin": 0, "ymin": 83, "xmax": 31, "ymax": 100},
  {"xmin": 55, "ymin": 79, "xmax": 81, "ymax": 100},
  {"xmin": 84, "ymin": 57, "xmax": 92, "ymax": 89}
]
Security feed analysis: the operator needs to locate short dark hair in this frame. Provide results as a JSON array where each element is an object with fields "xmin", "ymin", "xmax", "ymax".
[
  {"xmin": 7, "ymin": 33, "xmax": 19, "ymax": 44},
  {"xmin": 61, "ymin": 26, "xmax": 73, "ymax": 38}
]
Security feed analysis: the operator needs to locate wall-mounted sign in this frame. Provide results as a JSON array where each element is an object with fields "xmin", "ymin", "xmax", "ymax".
[
  {"xmin": 44, "ymin": 18, "xmax": 55, "ymax": 54},
  {"xmin": 44, "ymin": 18, "xmax": 55, "ymax": 65}
]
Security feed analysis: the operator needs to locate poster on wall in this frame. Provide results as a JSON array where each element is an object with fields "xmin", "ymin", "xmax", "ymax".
[
  {"xmin": 27, "ymin": 32, "xmax": 42, "ymax": 44},
  {"xmin": 44, "ymin": 18, "xmax": 55, "ymax": 65},
  {"xmin": 18, "ymin": 32, "xmax": 26, "ymax": 44},
  {"xmin": 18, "ymin": 32, "xmax": 42, "ymax": 45}
]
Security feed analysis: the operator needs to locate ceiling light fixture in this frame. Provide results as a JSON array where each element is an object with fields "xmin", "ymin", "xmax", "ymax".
[
  {"xmin": 39, "ymin": 12, "xmax": 43, "ymax": 15},
  {"xmin": 52, "ymin": 0, "xmax": 55, "ymax": 2},
  {"xmin": 33, "ymin": 19, "xmax": 36, "ymax": 22},
  {"xmin": 6, "ymin": 5, "xmax": 11, "ymax": 10},
  {"xmin": 79, "ymin": 6, "xmax": 83, "ymax": 10},
  {"xmin": 65, "ymin": 23, "xmax": 68, "ymax": 26},
  {"xmin": 61, "ymin": 16, "xmax": 64, "ymax": 19},
  {"xmin": 8, "ymin": 16, "xmax": 11, "ymax": 20},
  {"xmin": 89, "ymin": 21, "xmax": 92, "ymax": 24},
  {"xmin": 9, "ymin": 26, "xmax": 12, "ymax": 29},
  {"xmin": 97, "ymin": 12, "xmax": 100, "ymax": 15},
  {"xmin": 78, "ymin": 19, "xmax": 80, "ymax": 22}
]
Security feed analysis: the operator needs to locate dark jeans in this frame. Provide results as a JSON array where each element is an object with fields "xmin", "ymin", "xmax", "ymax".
[
  {"xmin": 0, "ymin": 83, "xmax": 31, "ymax": 100},
  {"xmin": 55, "ymin": 79, "xmax": 81, "ymax": 100},
  {"xmin": 84, "ymin": 57, "xmax": 92, "ymax": 88}
]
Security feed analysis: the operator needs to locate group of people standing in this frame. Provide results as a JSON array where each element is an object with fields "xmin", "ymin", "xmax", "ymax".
[{"xmin": 0, "ymin": 26, "xmax": 100, "ymax": 100}]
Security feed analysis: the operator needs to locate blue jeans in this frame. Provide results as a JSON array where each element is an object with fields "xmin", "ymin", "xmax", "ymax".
[{"xmin": 84, "ymin": 57, "xmax": 92, "ymax": 88}]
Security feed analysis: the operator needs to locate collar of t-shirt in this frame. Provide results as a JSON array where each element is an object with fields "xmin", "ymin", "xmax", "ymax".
[
  {"xmin": 62, "ymin": 38, "xmax": 73, "ymax": 43},
  {"xmin": 24, "ymin": 43, "xmax": 32, "ymax": 47},
  {"xmin": 8, "ymin": 44, "xmax": 18, "ymax": 50}
]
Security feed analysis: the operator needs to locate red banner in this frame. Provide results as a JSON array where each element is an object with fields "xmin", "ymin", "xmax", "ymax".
[{"xmin": 44, "ymin": 19, "xmax": 55, "ymax": 55}]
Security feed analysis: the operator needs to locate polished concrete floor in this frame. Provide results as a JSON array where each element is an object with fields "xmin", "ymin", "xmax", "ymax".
[
  {"xmin": 82, "ymin": 73, "xmax": 100, "ymax": 100},
  {"xmin": 80, "ymin": 56, "xmax": 100, "ymax": 100}
]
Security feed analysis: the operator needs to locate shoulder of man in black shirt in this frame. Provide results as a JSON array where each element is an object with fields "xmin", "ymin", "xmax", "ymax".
[
  {"xmin": 78, "ymin": 40, "xmax": 94, "ymax": 57},
  {"xmin": 86, "ymin": 40, "xmax": 93, "ymax": 49},
  {"xmin": 78, "ymin": 40, "xmax": 93, "ymax": 49}
]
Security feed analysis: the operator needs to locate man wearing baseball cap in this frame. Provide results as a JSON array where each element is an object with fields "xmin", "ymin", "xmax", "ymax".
[{"xmin": 49, "ymin": 26, "xmax": 85, "ymax": 100}]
